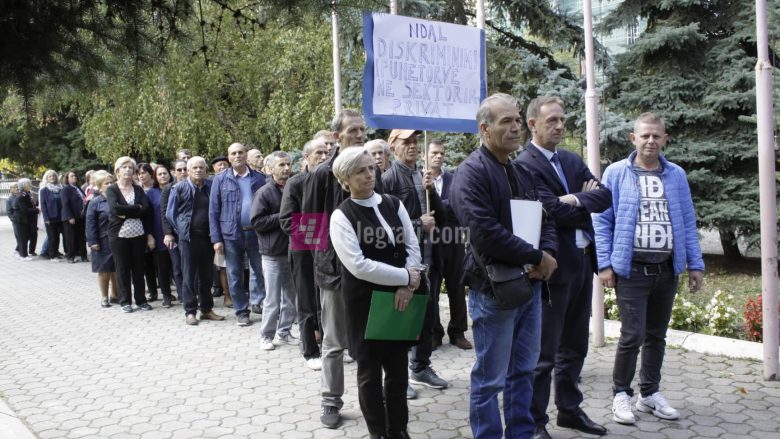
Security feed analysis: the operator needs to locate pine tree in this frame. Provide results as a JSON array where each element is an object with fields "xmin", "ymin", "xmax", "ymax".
[{"xmin": 600, "ymin": 0, "xmax": 780, "ymax": 256}]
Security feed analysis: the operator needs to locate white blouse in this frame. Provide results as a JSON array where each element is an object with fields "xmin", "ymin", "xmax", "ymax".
[{"xmin": 330, "ymin": 193, "xmax": 422, "ymax": 287}]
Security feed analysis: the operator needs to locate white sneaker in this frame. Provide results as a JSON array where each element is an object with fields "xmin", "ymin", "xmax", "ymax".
[
  {"xmin": 260, "ymin": 337, "xmax": 275, "ymax": 351},
  {"xmin": 636, "ymin": 392, "xmax": 679, "ymax": 420},
  {"xmin": 305, "ymin": 357, "xmax": 322, "ymax": 370},
  {"xmin": 612, "ymin": 392, "xmax": 636, "ymax": 425},
  {"xmin": 20, "ymin": 256, "xmax": 33, "ymax": 261},
  {"xmin": 273, "ymin": 333, "xmax": 299, "ymax": 346},
  {"xmin": 343, "ymin": 352, "xmax": 355, "ymax": 363}
]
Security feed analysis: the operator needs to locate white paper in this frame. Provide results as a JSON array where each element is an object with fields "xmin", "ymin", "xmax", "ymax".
[{"xmin": 510, "ymin": 200, "xmax": 542, "ymax": 249}]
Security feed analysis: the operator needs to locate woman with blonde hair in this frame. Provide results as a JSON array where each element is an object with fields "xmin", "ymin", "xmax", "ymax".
[
  {"xmin": 105, "ymin": 157, "xmax": 155, "ymax": 313},
  {"xmin": 86, "ymin": 171, "xmax": 119, "ymax": 307}
]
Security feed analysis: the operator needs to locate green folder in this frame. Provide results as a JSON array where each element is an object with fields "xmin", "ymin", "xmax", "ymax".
[{"xmin": 364, "ymin": 291, "xmax": 427, "ymax": 341}]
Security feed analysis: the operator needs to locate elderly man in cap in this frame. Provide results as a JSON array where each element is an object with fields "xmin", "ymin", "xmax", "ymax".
[{"xmin": 382, "ymin": 128, "xmax": 449, "ymax": 399}]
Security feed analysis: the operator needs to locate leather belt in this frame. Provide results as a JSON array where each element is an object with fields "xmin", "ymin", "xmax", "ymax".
[{"xmin": 631, "ymin": 260, "xmax": 673, "ymax": 276}]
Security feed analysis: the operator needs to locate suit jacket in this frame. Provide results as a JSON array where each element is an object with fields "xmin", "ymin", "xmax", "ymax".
[{"xmin": 515, "ymin": 142, "xmax": 611, "ymax": 285}]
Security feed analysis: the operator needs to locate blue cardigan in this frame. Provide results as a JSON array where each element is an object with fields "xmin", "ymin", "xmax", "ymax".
[{"xmin": 593, "ymin": 151, "xmax": 705, "ymax": 278}]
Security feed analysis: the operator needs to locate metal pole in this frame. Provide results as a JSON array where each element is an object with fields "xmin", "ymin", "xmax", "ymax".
[
  {"xmin": 755, "ymin": 0, "xmax": 779, "ymax": 381},
  {"xmin": 476, "ymin": 0, "xmax": 485, "ymax": 29},
  {"xmin": 331, "ymin": 1, "xmax": 342, "ymax": 114},
  {"xmin": 582, "ymin": 0, "xmax": 605, "ymax": 347},
  {"xmin": 390, "ymin": 0, "xmax": 397, "ymax": 14}
]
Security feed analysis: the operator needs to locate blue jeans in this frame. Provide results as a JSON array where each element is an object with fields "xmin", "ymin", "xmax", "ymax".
[
  {"xmin": 259, "ymin": 255, "xmax": 296, "ymax": 340},
  {"xmin": 223, "ymin": 230, "xmax": 264, "ymax": 316},
  {"xmin": 249, "ymin": 263, "xmax": 266, "ymax": 306},
  {"xmin": 468, "ymin": 284, "xmax": 541, "ymax": 439}
]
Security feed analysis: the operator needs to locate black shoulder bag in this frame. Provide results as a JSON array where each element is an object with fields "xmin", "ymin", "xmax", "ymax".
[{"xmin": 471, "ymin": 246, "xmax": 533, "ymax": 309}]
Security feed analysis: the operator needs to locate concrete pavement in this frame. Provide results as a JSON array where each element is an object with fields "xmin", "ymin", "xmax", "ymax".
[{"xmin": 1, "ymin": 218, "xmax": 779, "ymax": 438}]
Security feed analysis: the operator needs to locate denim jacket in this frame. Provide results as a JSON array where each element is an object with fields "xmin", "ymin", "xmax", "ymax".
[
  {"xmin": 167, "ymin": 178, "xmax": 212, "ymax": 242},
  {"xmin": 209, "ymin": 167, "xmax": 266, "ymax": 243}
]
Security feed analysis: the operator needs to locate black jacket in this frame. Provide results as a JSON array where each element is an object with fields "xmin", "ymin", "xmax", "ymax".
[
  {"xmin": 61, "ymin": 184, "xmax": 86, "ymax": 221},
  {"xmin": 450, "ymin": 145, "xmax": 558, "ymax": 293},
  {"xmin": 381, "ymin": 160, "xmax": 446, "ymax": 237},
  {"xmin": 104, "ymin": 184, "xmax": 151, "ymax": 238},
  {"xmin": 250, "ymin": 179, "xmax": 288, "ymax": 256}
]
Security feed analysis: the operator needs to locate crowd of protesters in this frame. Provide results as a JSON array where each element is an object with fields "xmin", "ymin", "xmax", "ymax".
[{"xmin": 4, "ymin": 95, "xmax": 706, "ymax": 439}]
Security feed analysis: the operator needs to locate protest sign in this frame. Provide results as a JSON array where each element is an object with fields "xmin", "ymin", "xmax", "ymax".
[{"xmin": 362, "ymin": 12, "xmax": 486, "ymax": 133}]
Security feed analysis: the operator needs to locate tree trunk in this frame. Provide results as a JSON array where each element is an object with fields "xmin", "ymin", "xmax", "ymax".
[{"xmin": 719, "ymin": 228, "xmax": 743, "ymax": 259}]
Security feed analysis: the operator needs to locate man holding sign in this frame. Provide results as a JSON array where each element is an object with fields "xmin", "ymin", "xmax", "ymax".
[
  {"xmin": 516, "ymin": 96, "xmax": 611, "ymax": 438},
  {"xmin": 451, "ymin": 93, "xmax": 557, "ymax": 438}
]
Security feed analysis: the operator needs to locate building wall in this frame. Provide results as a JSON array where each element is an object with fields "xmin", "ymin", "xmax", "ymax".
[{"xmin": 554, "ymin": 0, "xmax": 643, "ymax": 56}]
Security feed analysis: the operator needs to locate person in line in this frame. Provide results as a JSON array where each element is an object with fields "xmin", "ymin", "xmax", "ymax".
[
  {"xmin": 301, "ymin": 108, "xmax": 375, "ymax": 429},
  {"xmin": 176, "ymin": 149, "xmax": 192, "ymax": 162},
  {"xmin": 209, "ymin": 142, "xmax": 266, "ymax": 326},
  {"xmin": 594, "ymin": 112, "xmax": 705, "ymax": 425},
  {"xmin": 365, "ymin": 139, "xmax": 391, "ymax": 173},
  {"xmin": 382, "ymin": 129, "xmax": 448, "ymax": 399},
  {"xmin": 39, "ymin": 169, "xmax": 66, "ymax": 260},
  {"xmin": 450, "ymin": 93, "xmax": 558, "ymax": 438},
  {"xmin": 208, "ymin": 155, "xmax": 233, "ymax": 307},
  {"xmin": 251, "ymin": 151, "xmax": 298, "ymax": 350},
  {"xmin": 160, "ymin": 159, "xmax": 188, "ymax": 303},
  {"xmin": 426, "ymin": 139, "xmax": 472, "ymax": 351},
  {"xmin": 516, "ymin": 96, "xmax": 612, "ymax": 439},
  {"xmin": 313, "ymin": 129, "xmax": 337, "ymax": 156},
  {"xmin": 105, "ymin": 157, "xmax": 155, "ymax": 313},
  {"xmin": 61, "ymin": 171, "xmax": 88, "ymax": 264},
  {"xmin": 14, "ymin": 179, "xmax": 38, "ymax": 261},
  {"xmin": 86, "ymin": 171, "xmax": 119, "ymax": 307},
  {"xmin": 7, "ymin": 182, "xmax": 20, "ymax": 256},
  {"xmin": 248, "ymin": 148, "xmax": 264, "ymax": 173},
  {"xmin": 331, "ymin": 147, "xmax": 422, "ymax": 439},
  {"xmin": 167, "ymin": 156, "xmax": 226, "ymax": 325},
  {"xmin": 280, "ymin": 137, "xmax": 329, "ymax": 370},
  {"xmin": 145, "ymin": 163, "xmax": 175, "ymax": 308},
  {"xmin": 137, "ymin": 163, "xmax": 161, "ymax": 301},
  {"xmin": 155, "ymin": 164, "xmax": 172, "ymax": 188}
]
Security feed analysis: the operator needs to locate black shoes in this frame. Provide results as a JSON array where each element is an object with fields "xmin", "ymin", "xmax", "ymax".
[
  {"xmin": 533, "ymin": 425, "xmax": 552, "ymax": 439},
  {"xmin": 212, "ymin": 286, "xmax": 224, "ymax": 297},
  {"xmin": 251, "ymin": 304, "xmax": 263, "ymax": 315},
  {"xmin": 148, "ymin": 291, "xmax": 159, "ymax": 302},
  {"xmin": 557, "ymin": 410, "xmax": 607, "ymax": 436},
  {"xmin": 162, "ymin": 297, "xmax": 172, "ymax": 308}
]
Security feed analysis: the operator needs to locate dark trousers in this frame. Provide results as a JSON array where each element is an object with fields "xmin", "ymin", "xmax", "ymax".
[
  {"xmin": 430, "ymin": 242, "xmax": 468, "ymax": 340},
  {"xmin": 28, "ymin": 221, "xmax": 37, "ymax": 254},
  {"xmin": 532, "ymin": 251, "xmax": 593, "ymax": 425},
  {"xmin": 613, "ymin": 261, "xmax": 678, "ymax": 398},
  {"xmin": 290, "ymin": 250, "xmax": 321, "ymax": 359},
  {"xmin": 143, "ymin": 250, "xmax": 158, "ymax": 295},
  {"xmin": 357, "ymin": 344, "xmax": 409, "ymax": 436},
  {"xmin": 179, "ymin": 235, "xmax": 215, "ymax": 315},
  {"xmin": 63, "ymin": 218, "xmax": 87, "ymax": 260},
  {"xmin": 109, "ymin": 235, "xmax": 148, "ymax": 307},
  {"xmin": 154, "ymin": 250, "xmax": 173, "ymax": 298},
  {"xmin": 169, "ymin": 244, "xmax": 183, "ymax": 298},
  {"xmin": 45, "ymin": 220, "xmax": 64, "ymax": 258},
  {"xmin": 409, "ymin": 290, "xmax": 437, "ymax": 373},
  {"xmin": 12, "ymin": 221, "xmax": 19, "ymax": 253},
  {"xmin": 17, "ymin": 222, "xmax": 30, "ymax": 257}
]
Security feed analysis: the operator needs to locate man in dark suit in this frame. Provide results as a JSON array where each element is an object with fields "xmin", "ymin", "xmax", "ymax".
[
  {"xmin": 515, "ymin": 96, "xmax": 612, "ymax": 439},
  {"xmin": 426, "ymin": 139, "xmax": 472, "ymax": 350}
]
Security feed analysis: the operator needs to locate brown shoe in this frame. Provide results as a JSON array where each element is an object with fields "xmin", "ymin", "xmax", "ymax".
[
  {"xmin": 451, "ymin": 336, "xmax": 473, "ymax": 350},
  {"xmin": 186, "ymin": 314, "xmax": 199, "ymax": 325},
  {"xmin": 200, "ymin": 310, "xmax": 225, "ymax": 321}
]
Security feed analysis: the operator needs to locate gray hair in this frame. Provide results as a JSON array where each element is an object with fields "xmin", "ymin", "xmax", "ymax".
[
  {"xmin": 302, "ymin": 141, "xmax": 314, "ymax": 157},
  {"xmin": 187, "ymin": 156, "xmax": 208, "ymax": 169},
  {"xmin": 266, "ymin": 151, "xmax": 290, "ymax": 169},
  {"xmin": 634, "ymin": 112, "xmax": 666, "ymax": 132},
  {"xmin": 526, "ymin": 96, "xmax": 565, "ymax": 127},
  {"xmin": 365, "ymin": 139, "xmax": 390, "ymax": 156},
  {"xmin": 329, "ymin": 108, "xmax": 363, "ymax": 133},
  {"xmin": 332, "ymin": 147, "xmax": 370, "ymax": 190},
  {"xmin": 42, "ymin": 169, "xmax": 59, "ymax": 184},
  {"xmin": 476, "ymin": 93, "xmax": 519, "ymax": 141},
  {"xmin": 17, "ymin": 178, "xmax": 31, "ymax": 190}
]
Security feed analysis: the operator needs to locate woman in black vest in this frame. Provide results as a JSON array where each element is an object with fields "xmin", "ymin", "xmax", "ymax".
[{"xmin": 330, "ymin": 147, "xmax": 423, "ymax": 439}]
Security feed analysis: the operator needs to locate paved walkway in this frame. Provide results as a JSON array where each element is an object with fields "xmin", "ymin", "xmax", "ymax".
[{"xmin": 1, "ymin": 219, "xmax": 779, "ymax": 438}]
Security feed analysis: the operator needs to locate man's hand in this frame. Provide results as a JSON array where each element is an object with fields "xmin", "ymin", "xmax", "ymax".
[
  {"xmin": 422, "ymin": 169, "xmax": 434, "ymax": 191},
  {"xmin": 420, "ymin": 211, "xmax": 436, "ymax": 232},
  {"xmin": 394, "ymin": 286, "xmax": 414, "ymax": 311},
  {"xmin": 213, "ymin": 242, "xmax": 224, "ymax": 255},
  {"xmin": 406, "ymin": 267, "xmax": 421, "ymax": 291},
  {"xmin": 146, "ymin": 235, "xmax": 156, "ymax": 250},
  {"xmin": 528, "ymin": 251, "xmax": 557, "ymax": 281},
  {"xmin": 68, "ymin": 218, "xmax": 76, "ymax": 225},
  {"xmin": 581, "ymin": 179, "xmax": 600, "ymax": 192},
  {"xmin": 164, "ymin": 234, "xmax": 176, "ymax": 250},
  {"xmin": 688, "ymin": 270, "xmax": 704, "ymax": 293},
  {"xmin": 558, "ymin": 194, "xmax": 578, "ymax": 206},
  {"xmin": 90, "ymin": 244, "xmax": 100, "ymax": 251},
  {"xmin": 599, "ymin": 267, "xmax": 616, "ymax": 288}
]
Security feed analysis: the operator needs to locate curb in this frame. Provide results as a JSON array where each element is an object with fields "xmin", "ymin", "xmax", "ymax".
[
  {"xmin": 602, "ymin": 319, "xmax": 774, "ymax": 360},
  {"xmin": 0, "ymin": 398, "xmax": 37, "ymax": 439}
]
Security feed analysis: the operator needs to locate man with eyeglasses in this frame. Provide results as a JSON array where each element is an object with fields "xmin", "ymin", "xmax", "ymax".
[{"xmin": 161, "ymin": 159, "xmax": 190, "ymax": 304}]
